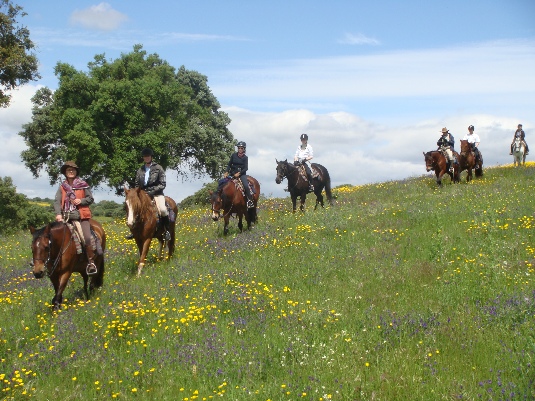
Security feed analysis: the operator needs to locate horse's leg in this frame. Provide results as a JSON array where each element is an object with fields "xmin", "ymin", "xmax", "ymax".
[
  {"xmin": 300, "ymin": 194, "xmax": 306, "ymax": 212},
  {"xmin": 238, "ymin": 214, "xmax": 243, "ymax": 232},
  {"xmin": 291, "ymin": 193, "xmax": 298, "ymax": 213},
  {"xmin": 314, "ymin": 189, "xmax": 324, "ymax": 210},
  {"xmin": 436, "ymin": 171, "xmax": 443, "ymax": 187},
  {"xmin": 157, "ymin": 239, "xmax": 164, "ymax": 260},
  {"xmin": 82, "ymin": 273, "xmax": 89, "ymax": 300},
  {"xmin": 168, "ymin": 224, "xmax": 175, "ymax": 258},
  {"xmin": 53, "ymin": 272, "xmax": 73, "ymax": 310},
  {"xmin": 137, "ymin": 238, "xmax": 152, "ymax": 276},
  {"xmin": 223, "ymin": 215, "xmax": 230, "ymax": 235}
]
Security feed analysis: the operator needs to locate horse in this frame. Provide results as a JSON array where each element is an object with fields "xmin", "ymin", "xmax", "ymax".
[
  {"xmin": 458, "ymin": 140, "xmax": 484, "ymax": 181},
  {"xmin": 124, "ymin": 187, "xmax": 178, "ymax": 276},
  {"xmin": 275, "ymin": 159, "xmax": 333, "ymax": 212},
  {"xmin": 512, "ymin": 137, "xmax": 526, "ymax": 167},
  {"xmin": 29, "ymin": 220, "xmax": 106, "ymax": 310},
  {"xmin": 423, "ymin": 150, "xmax": 460, "ymax": 187},
  {"xmin": 209, "ymin": 176, "xmax": 260, "ymax": 235}
]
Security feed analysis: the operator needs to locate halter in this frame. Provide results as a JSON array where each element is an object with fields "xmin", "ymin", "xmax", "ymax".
[
  {"xmin": 31, "ymin": 223, "xmax": 71, "ymax": 277},
  {"xmin": 211, "ymin": 189, "xmax": 234, "ymax": 218}
]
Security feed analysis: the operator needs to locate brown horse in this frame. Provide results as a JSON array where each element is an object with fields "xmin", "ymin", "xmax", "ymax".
[
  {"xmin": 459, "ymin": 140, "xmax": 483, "ymax": 181},
  {"xmin": 423, "ymin": 151, "xmax": 460, "ymax": 187},
  {"xmin": 29, "ymin": 220, "xmax": 106, "ymax": 310},
  {"xmin": 209, "ymin": 176, "xmax": 260, "ymax": 235},
  {"xmin": 275, "ymin": 159, "xmax": 333, "ymax": 212},
  {"xmin": 124, "ymin": 187, "xmax": 178, "ymax": 276}
]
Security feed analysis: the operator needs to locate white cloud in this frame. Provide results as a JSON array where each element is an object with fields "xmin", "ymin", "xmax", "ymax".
[
  {"xmin": 339, "ymin": 33, "xmax": 380, "ymax": 46},
  {"xmin": 70, "ymin": 3, "xmax": 128, "ymax": 31}
]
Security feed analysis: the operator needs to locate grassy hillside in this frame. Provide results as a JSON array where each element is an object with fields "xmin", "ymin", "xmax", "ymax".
[{"xmin": 1, "ymin": 162, "xmax": 534, "ymax": 400}]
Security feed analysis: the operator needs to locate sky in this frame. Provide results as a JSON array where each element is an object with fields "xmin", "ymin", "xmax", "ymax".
[{"xmin": 1, "ymin": 0, "xmax": 534, "ymax": 204}]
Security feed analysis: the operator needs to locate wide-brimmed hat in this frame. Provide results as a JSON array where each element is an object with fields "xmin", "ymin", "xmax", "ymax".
[
  {"xmin": 440, "ymin": 127, "xmax": 449, "ymax": 133},
  {"xmin": 60, "ymin": 161, "xmax": 80, "ymax": 175}
]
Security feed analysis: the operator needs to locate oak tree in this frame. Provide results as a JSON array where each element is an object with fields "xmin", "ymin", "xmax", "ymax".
[{"xmin": 19, "ymin": 45, "xmax": 234, "ymax": 194}]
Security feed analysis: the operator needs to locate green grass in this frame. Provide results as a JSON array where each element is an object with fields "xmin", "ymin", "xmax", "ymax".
[{"xmin": 1, "ymin": 162, "xmax": 534, "ymax": 400}]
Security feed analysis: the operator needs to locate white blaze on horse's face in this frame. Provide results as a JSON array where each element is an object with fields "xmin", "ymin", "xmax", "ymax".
[{"xmin": 126, "ymin": 199, "xmax": 135, "ymax": 227}]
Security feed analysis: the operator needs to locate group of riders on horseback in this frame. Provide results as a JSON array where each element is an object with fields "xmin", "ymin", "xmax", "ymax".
[{"xmin": 436, "ymin": 123, "xmax": 528, "ymax": 174}]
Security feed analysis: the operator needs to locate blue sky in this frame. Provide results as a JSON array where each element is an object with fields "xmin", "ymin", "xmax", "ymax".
[{"xmin": 1, "ymin": 0, "xmax": 534, "ymax": 202}]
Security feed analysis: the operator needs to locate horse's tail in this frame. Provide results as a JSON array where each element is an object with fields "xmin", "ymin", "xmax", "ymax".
[
  {"xmin": 248, "ymin": 206, "xmax": 258, "ymax": 224},
  {"xmin": 320, "ymin": 165, "xmax": 333, "ymax": 205}
]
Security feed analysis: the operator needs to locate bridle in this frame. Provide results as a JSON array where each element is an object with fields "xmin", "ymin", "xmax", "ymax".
[
  {"xmin": 277, "ymin": 161, "xmax": 300, "ymax": 191},
  {"xmin": 31, "ymin": 223, "xmax": 70, "ymax": 277},
  {"xmin": 211, "ymin": 191, "xmax": 233, "ymax": 218}
]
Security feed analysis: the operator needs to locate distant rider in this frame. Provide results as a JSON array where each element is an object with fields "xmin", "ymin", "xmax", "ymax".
[
  {"xmin": 126, "ymin": 148, "xmax": 171, "ymax": 241},
  {"xmin": 463, "ymin": 125, "xmax": 481, "ymax": 167},
  {"xmin": 510, "ymin": 123, "xmax": 529, "ymax": 155},
  {"xmin": 224, "ymin": 141, "xmax": 254, "ymax": 209},
  {"xmin": 437, "ymin": 127, "xmax": 457, "ymax": 173},
  {"xmin": 294, "ymin": 133, "xmax": 314, "ymax": 192}
]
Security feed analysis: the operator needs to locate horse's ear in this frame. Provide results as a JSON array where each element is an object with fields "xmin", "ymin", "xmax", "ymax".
[
  {"xmin": 30, "ymin": 226, "xmax": 35, "ymax": 234},
  {"xmin": 208, "ymin": 190, "xmax": 213, "ymax": 195}
]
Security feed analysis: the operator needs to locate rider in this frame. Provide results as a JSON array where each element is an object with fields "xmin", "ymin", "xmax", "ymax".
[
  {"xmin": 129, "ymin": 148, "xmax": 171, "ymax": 241},
  {"xmin": 54, "ymin": 161, "xmax": 97, "ymax": 275},
  {"xmin": 294, "ymin": 133, "xmax": 314, "ymax": 192},
  {"xmin": 224, "ymin": 141, "xmax": 254, "ymax": 209},
  {"xmin": 463, "ymin": 125, "xmax": 481, "ymax": 167},
  {"xmin": 437, "ymin": 127, "xmax": 457, "ymax": 173},
  {"xmin": 510, "ymin": 123, "xmax": 529, "ymax": 155}
]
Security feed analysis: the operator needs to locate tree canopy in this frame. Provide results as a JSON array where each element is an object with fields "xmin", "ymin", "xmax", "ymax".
[
  {"xmin": 0, "ymin": 0, "xmax": 40, "ymax": 107},
  {"xmin": 19, "ymin": 45, "xmax": 235, "ymax": 194}
]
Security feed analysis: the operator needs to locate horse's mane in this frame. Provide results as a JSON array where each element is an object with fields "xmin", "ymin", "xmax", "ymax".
[{"xmin": 127, "ymin": 189, "xmax": 152, "ymax": 217}]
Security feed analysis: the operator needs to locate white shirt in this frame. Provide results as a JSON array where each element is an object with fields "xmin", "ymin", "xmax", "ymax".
[
  {"xmin": 295, "ymin": 143, "xmax": 313, "ymax": 161},
  {"xmin": 462, "ymin": 133, "xmax": 480, "ymax": 145}
]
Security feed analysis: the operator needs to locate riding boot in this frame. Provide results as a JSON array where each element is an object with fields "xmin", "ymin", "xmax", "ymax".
[
  {"xmin": 85, "ymin": 245, "xmax": 97, "ymax": 275},
  {"xmin": 245, "ymin": 189, "xmax": 254, "ymax": 209},
  {"xmin": 161, "ymin": 215, "xmax": 172, "ymax": 241},
  {"xmin": 307, "ymin": 174, "xmax": 314, "ymax": 192},
  {"xmin": 525, "ymin": 142, "xmax": 530, "ymax": 155},
  {"xmin": 510, "ymin": 144, "xmax": 513, "ymax": 155}
]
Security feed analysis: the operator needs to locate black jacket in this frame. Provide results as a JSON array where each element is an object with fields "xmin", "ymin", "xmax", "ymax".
[
  {"xmin": 134, "ymin": 162, "xmax": 166, "ymax": 196},
  {"xmin": 226, "ymin": 152, "xmax": 248, "ymax": 176}
]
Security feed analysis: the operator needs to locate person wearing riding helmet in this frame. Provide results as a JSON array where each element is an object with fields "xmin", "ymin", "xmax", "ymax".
[
  {"xmin": 54, "ymin": 161, "xmax": 98, "ymax": 275},
  {"xmin": 224, "ymin": 141, "xmax": 254, "ymax": 208},
  {"xmin": 463, "ymin": 125, "xmax": 481, "ymax": 167},
  {"xmin": 126, "ymin": 148, "xmax": 171, "ymax": 241},
  {"xmin": 294, "ymin": 133, "xmax": 314, "ymax": 192},
  {"xmin": 510, "ymin": 123, "xmax": 529, "ymax": 155}
]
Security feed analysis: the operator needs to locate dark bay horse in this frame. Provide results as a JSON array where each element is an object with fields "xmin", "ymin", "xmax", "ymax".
[
  {"xmin": 30, "ymin": 220, "xmax": 106, "ymax": 310},
  {"xmin": 209, "ymin": 176, "xmax": 260, "ymax": 235},
  {"xmin": 275, "ymin": 159, "xmax": 333, "ymax": 212},
  {"xmin": 423, "ymin": 151, "xmax": 460, "ymax": 187},
  {"xmin": 124, "ymin": 187, "xmax": 178, "ymax": 276},
  {"xmin": 459, "ymin": 140, "xmax": 483, "ymax": 181}
]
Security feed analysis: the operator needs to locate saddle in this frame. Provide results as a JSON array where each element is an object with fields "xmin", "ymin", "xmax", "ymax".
[
  {"xmin": 66, "ymin": 222, "xmax": 103, "ymax": 255},
  {"xmin": 231, "ymin": 177, "xmax": 256, "ymax": 198},
  {"xmin": 150, "ymin": 199, "xmax": 176, "ymax": 223},
  {"xmin": 297, "ymin": 164, "xmax": 319, "ymax": 182}
]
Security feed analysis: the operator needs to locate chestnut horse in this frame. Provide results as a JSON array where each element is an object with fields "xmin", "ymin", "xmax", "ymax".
[
  {"xmin": 30, "ymin": 220, "xmax": 106, "ymax": 310},
  {"xmin": 423, "ymin": 151, "xmax": 460, "ymax": 187},
  {"xmin": 209, "ymin": 176, "xmax": 260, "ymax": 235},
  {"xmin": 124, "ymin": 187, "xmax": 178, "ymax": 276},
  {"xmin": 459, "ymin": 139, "xmax": 484, "ymax": 181},
  {"xmin": 275, "ymin": 159, "xmax": 333, "ymax": 212}
]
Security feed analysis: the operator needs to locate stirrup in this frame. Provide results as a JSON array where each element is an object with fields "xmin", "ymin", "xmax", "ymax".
[
  {"xmin": 164, "ymin": 231, "xmax": 171, "ymax": 241},
  {"xmin": 86, "ymin": 261, "xmax": 97, "ymax": 275},
  {"xmin": 247, "ymin": 199, "xmax": 254, "ymax": 209},
  {"xmin": 125, "ymin": 233, "xmax": 134, "ymax": 240}
]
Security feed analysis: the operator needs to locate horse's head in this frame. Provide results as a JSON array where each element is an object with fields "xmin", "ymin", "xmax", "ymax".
[
  {"xmin": 423, "ymin": 152, "xmax": 435, "ymax": 172},
  {"xmin": 29, "ymin": 224, "xmax": 52, "ymax": 278},
  {"xmin": 460, "ymin": 139, "xmax": 470, "ymax": 153},
  {"xmin": 209, "ymin": 190, "xmax": 223, "ymax": 221},
  {"xmin": 275, "ymin": 159, "xmax": 290, "ymax": 184},
  {"xmin": 125, "ymin": 187, "xmax": 144, "ymax": 228}
]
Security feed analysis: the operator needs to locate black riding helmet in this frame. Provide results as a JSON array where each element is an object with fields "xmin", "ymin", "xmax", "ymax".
[
  {"xmin": 237, "ymin": 141, "xmax": 246, "ymax": 148},
  {"xmin": 141, "ymin": 148, "xmax": 154, "ymax": 157},
  {"xmin": 300, "ymin": 133, "xmax": 308, "ymax": 141}
]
